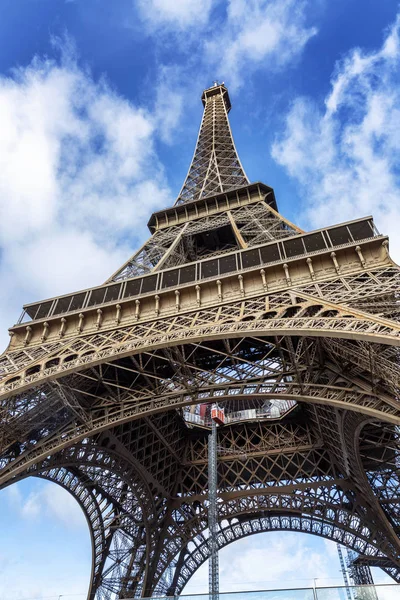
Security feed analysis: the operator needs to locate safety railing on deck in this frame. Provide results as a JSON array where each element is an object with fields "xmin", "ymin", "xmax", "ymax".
[
  {"xmin": 183, "ymin": 400, "xmax": 297, "ymax": 427},
  {"xmin": 145, "ymin": 585, "xmax": 399, "ymax": 600}
]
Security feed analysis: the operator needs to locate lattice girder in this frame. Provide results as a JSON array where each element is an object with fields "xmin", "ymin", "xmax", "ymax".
[
  {"xmin": 3, "ymin": 281, "xmax": 400, "ymax": 405},
  {"xmin": 312, "ymin": 406, "xmax": 400, "ymax": 558},
  {"xmin": 1, "ymin": 81, "xmax": 400, "ymax": 599},
  {"xmin": 2, "ymin": 335, "xmax": 400, "ymax": 488},
  {"xmin": 176, "ymin": 84, "xmax": 249, "ymax": 205},
  {"xmin": 156, "ymin": 413, "xmax": 400, "ymax": 590},
  {"xmin": 147, "ymin": 444, "xmax": 400, "ymax": 594},
  {"xmin": 37, "ymin": 466, "xmax": 116, "ymax": 597},
  {"xmin": 3, "ymin": 226, "xmax": 391, "ymax": 363},
  {"xmin": 2, "ymin": 309, "xmax": 400, "ymax": 483},
  {"xmin": 109, "ymin": 192, "xmax": 301, "ymax": 282},
  {"xmin": 20, "ymin": 443, "xmax": 161, "ymax": 600},
  {"xmin": 125, "ymin": 461, "xmax": 400, "ymax": 594},
  {"xmin": 168, "ymin": 511, "xmax": 396, "ymax": 596},
  {"xmin": 12, "ymin": 406, "xmax": 398, "ymax": 598}
]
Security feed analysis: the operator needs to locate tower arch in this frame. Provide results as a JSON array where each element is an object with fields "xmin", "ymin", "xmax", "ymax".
[{"xmin": 1, "ymin": 83, "xmax": 400, "ymax": 599}]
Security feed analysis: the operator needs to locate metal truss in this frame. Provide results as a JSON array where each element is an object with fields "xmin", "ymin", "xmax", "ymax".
[
  {"xmin": 175, "ymin": 83, "xmax": 249, "ymax": 205},
  {"xmin": 346, "ymin": 549, "xmax": 378, "ymax": 600},
  {"xmin": 1, "ymin": 83, "xmax": 400, "ymax": 599},
  {"xmin": 167, "ymin": 512, "xmax": 388, "ymax": 596},
  {"xmin": 19, "ymin": 443, "xmax": 160, "ymax": 599},
  {"xmin": 107, "ymin": 194, "xmax": 300, "ymax": 282},
  {"xmin": 337, "ymin": 545, "xmax": 352, "ymax": 600}
]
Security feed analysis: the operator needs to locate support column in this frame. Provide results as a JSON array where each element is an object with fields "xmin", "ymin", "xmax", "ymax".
[{"xmin": 208, "ymin": 420, "xmax": 219, "ymax": 600}]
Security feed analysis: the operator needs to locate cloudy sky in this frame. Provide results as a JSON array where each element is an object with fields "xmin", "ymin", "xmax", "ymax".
[{"xmin": 0, "ymin": 0, "xmax": 400, "ymax": 598}]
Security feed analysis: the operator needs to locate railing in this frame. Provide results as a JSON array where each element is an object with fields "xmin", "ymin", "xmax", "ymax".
[
  {"xmin": 146, "ymin": 585, "xmax": 399, "ymax": 600},
  {"xmin": 183, "ymin": 400, "xmax": 297, "ymax": 427},
  {"xmin": 18, "ymin": 217, "xmax": 379, "ymax": 324}
]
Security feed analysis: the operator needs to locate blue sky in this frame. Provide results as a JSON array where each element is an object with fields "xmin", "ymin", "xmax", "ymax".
[{"xmin": 0, "ymin": 0, "xmax": 400, "ymax": 598}]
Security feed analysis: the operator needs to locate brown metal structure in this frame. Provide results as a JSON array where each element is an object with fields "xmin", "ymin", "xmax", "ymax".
[{"xmin": 1, "ymin": 83, "xmax": 400, "ymax": 599}]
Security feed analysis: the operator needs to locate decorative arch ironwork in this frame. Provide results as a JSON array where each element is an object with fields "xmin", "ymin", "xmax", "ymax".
[{"xmin": 167, "ymin": 514, "xmax": 400, "ymax": 596}]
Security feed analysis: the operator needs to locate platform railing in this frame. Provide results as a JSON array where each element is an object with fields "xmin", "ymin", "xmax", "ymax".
[
  {"xmin": 145, "ymin": 584, "xmax": 399, "ymax": 600},
  {"xmin": 183, "ymin": 400, "xmax": 297, "ymax": 427}
]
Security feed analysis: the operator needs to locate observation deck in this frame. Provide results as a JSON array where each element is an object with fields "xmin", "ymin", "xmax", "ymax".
[
  {"xmin": 14, "ymin": 208, "xmax": 382, "ymax": 329},
  {"xmin": 183, "ymin": 398, "xmax": 297, "ymax": 428}
]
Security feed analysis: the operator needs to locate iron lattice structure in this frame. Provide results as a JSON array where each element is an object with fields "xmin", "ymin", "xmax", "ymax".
[
  {"xmin": 346, "ymin": 549, "xmax": 378, "ymax": 600},
  {"xmin": 1, "ymin": 83, "xmax": 400, "ymax": 599}
]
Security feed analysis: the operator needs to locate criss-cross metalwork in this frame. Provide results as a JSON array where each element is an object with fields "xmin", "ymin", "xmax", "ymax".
[
  {"xmin": 1, "ymin": 83, "xmax": 400, "ymax": 599},
  {"xmin": 176, "ymin": 83, "xmax": 249, "ymax": 205}
]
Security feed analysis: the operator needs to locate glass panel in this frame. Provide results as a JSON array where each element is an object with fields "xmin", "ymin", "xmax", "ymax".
[
  {"xmin": 260, "ymin": 243, "xmax": 280, "ymax": 263},
  {"xmin": 348, "ymin": 219, "xmax": 374, "ymax": 241},
  {"xmin": 179, "ymin": 264, "xmax": 196, "ymax": 284},
  {"xmin": 54, "ymin": 296, "xmax": 72, "ymax": 315},
  {"xmin": 315, "ymin": 588, "xmax": 351, "ymax": 600},
  {"xmin": 141, "ymin": 274, "xmax": 158, "ymax": 293},
  {"xmin": 124, "ymin": 278, "xmax": 142, "ymax": 298},
  {"xmin": 316, "ymin": 585, "xmax": 399, "ymax": 600},
  {"xmin": 374, "ymin": 585, "xmax": 400, "ymax": 599},
  {"xmin": 161, "ymin": 269, "xmax": 179, "ymax": 289},
  {"xmin": 35, "ymin": 301, "xmax": 53, "ymax": 320},
  {"xmin": 104, "ymin": 283, "xmax": 121, "ymax": 303},
  {"xmin": 219, "ymin": 253, "xmax": 237, "ymax": 274},
  {"xmin": 328, "ymin": 226, "xmax": 353, "ymax": 246},
  {"xmin": 304, "ymin": 232, "xmax": 326, "ymax": 252},
  {"xmin": 150, "ymin": 590, "xmax": 315, "ymax": 600},
  {"xmin": 284, "ymin": 237, "xmax": 306, "ymax": 258},
  {"xmin": 146, "ymin": 585, "xmax": 399, "ymax": 600},
  {"xmin": 242, "ymin": 248, "xmax": 261, "ymax": 269},
  {"xmin": 69, "ymin": 292, "xmax": 86, "ymax": 312},
  {"xmin": 88, "ymin": 288, "xmax": 106, "ymax": 307},
  {"xmin": 25, "ymin": 304, "xmax": 40, "ymax": 319},
  {"xmin": 201, "ymin": 259, "xmax": 219, "ymax": 279}
]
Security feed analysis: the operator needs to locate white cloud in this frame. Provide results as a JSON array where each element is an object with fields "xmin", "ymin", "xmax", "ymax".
[
  {"xmin": 135, "ymin": 0, "xmax": 214, "ymax": 30},
  {"xmin": 134, "ymin": 1, "xmax": 317, "ymax": 90},
  {"xmin": 154, "ymin": 66, "xmax": 185, "ymax": 143},
  {"xmin": 0, "ymin": 39, "xmax": 173, "ymax": 351},
  {"xmin": 8, "ymin": 481, "xmax": 86, "ymax": 527},
  {"xmin": 42, "ymin": 482, "xmax": 86, "ymax": 527},
  {"xmin": 184, "ymin": 532, "xmax": 342, "ymax": 593},
  {"xmin": 5, "ymin": 483, "xmax": 23, "ymax": 506},
  {"xmin": 21, "ymin": 491, "xmax": 42, "ymax": 519},
  {"xmin": 1, "ymin": 481, "xmax": 90, "ymax": 598},
  {"xmin": 184, "ymin": 533, "xmax": 400, "ymax": 596},
  {"xmin": 272, "ymin": 13, "xmax": 400, "ymax": 260},
  {"xmin": 206, "ymin": 0, "xmax": 317, "ymax": 90}
]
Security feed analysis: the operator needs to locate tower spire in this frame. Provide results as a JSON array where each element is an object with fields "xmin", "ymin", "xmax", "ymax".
[{"xmin": 175, "ymin": 83, "xmax": 249, "ymax": 205}]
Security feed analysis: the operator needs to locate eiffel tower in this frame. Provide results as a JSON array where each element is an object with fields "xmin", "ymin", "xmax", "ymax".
[{"xmin": 1, "ymin": 82, "xmax": 400, "ymax": 599}]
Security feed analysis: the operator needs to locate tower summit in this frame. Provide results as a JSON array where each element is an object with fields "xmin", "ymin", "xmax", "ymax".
[
  {"xmin": 1, "ymin": 84, "xmax": 400, "ymax": 600},
  {"xmin": 176, "ymin": 82, "xmax": 249, "ymax": 204},
  {"xmin": 107, "ymin": 85, "xmax": 301, "ymax": 283}
]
